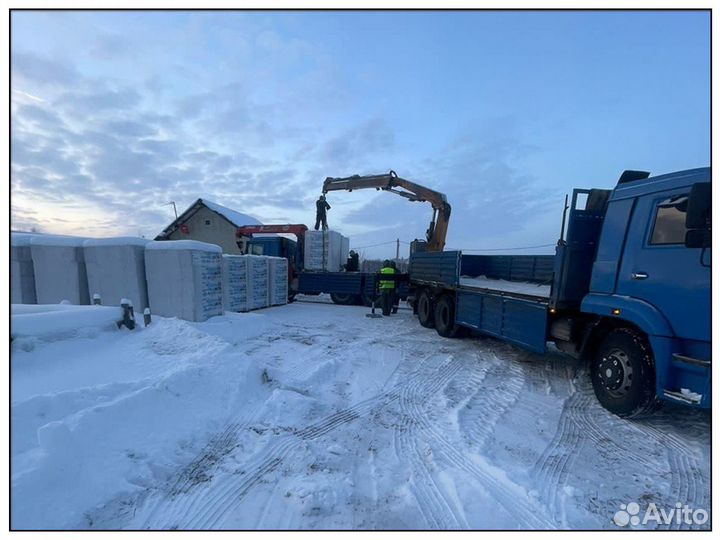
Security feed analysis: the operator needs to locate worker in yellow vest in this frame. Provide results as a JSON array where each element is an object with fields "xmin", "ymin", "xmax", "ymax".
[{"xmin": 379, "ymin": 260, "xmax": 396, "ymax": 316}]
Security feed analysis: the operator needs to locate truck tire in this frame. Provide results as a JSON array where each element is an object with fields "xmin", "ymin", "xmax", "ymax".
[
  {"xmin": 330, "ymin": 293, "xmax": 357, "ymax": 305},
  {"xmin": 417, "ymin": 289, "xmax": 435, "ymax": 328},
  {"xmin": 590, "ymin": 328, "xmax": 659, "ymax": 418},
  {"xmin": 434, "ymin": 294, "xmax": 463, "ymax": 338}
]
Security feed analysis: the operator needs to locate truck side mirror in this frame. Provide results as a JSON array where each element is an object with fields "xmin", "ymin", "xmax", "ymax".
[
  {"xmin": 685, "ymin": 228, "xmax": 711, "ymax": 248},
  {"xmin": 685, "ymin": 182, "xmax": 711, "ymax": 250},
  {"xmin": 685, "ymin": 182, "xmax": 711, "ymax": 229}
]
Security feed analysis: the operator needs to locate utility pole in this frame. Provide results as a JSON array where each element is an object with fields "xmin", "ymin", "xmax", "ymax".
[
  {"xmin": 396, "ymin": 238, "xmax": 400, "ymax": 261},
  {"xmin": 166, "ymin": 201, "xmax": 178, "ymax": 220}
]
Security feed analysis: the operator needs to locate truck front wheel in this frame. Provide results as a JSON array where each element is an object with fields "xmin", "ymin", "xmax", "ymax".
[
  {"xmin": 590, "ymin": 328, "xmax": 659, "ymax": 418},
  {"xmin": 417, "ymin": 289, "xmax": 435, "ymax": 328},
  {"xmin": 434, "ymin": 294, "xmax": 463, "ymax": 338}
]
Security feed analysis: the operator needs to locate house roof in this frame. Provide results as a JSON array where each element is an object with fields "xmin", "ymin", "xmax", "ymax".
[{"xmin": 155, "ymin": 198, "xmax": 262, "ymax": 240}]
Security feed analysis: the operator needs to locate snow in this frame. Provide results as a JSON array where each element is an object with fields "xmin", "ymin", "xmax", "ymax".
[
  {"xmin": 145, "ymin": 240, "xmax": 222, "ymax": 253},
  {"xmin": 201, "ymin": 199, "xmax": 261, "ymax": 227},
  {"xmin": 83, "ymin": 237, "xmax": 150, "ymax": 247},
  {"xmin": 460, "ymin": 275, "xmax": 552, "ymax": 298},
  {"xmin": 11, "ymin": 304, "xmax": 123, "ymax": 341},
  {"xmin": 11, "ymin": 232, "xmax": 38, "ymax": 247},
  {"xmin": 11, "ymin": 303, "xmax": 710, "ymax": 530},
  {"xmin": 29, "ymin": 234, "xmax": 87, "ymax": 247}
]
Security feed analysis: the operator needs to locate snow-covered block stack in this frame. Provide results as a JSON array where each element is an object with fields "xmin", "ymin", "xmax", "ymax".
[
  {"xmin": 244, "ymin": 255, "xmax": 269, "ymax": 311},
  {"xmin": 144, "ymin": 240, "xmax": 223, "ymax": 322},
  {"xmin": 30, "ymin": 235, "xmax": 90, "ymax": 305},
  {"xmin": 83, "ymin": 237, "xmax": 150, "ymax": 310},
  {"xmin": 304, "ymin": 230, "xmax": 350, "ymax": 272},
  {"xmin": 221, "ymin": 254, "xmax": 248, "ymax": 312},
  {"xmin": 11, "ymin": 233, "xmax": 37, "ymax": 304},
  {"xmin": 267, "ymin": 256, "xmax": 288, "ymax": 306}
]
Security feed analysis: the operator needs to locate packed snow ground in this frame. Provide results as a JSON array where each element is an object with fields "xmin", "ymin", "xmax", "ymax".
[{"xmin": 11, "ymin": 299, "xmax": 711, "ymax": 530}]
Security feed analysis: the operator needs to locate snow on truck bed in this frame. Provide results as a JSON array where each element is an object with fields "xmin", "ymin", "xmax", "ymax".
[
  {"xmin": 11, "ymin": 302, "xmax": 710, "ymax": 530},
  {"xmin": 460, "ymin": 275, "xmax": 552, "ymax": 298}
]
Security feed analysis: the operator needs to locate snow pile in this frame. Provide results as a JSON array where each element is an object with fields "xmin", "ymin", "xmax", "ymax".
[
  {"xmin": 221, "ymin": 255, "xmax": 248, "ymax": 312},
  {"xmin": 304, "ymin": 230, "xmax": 349, "ymax": 272},
  {"xmin": 145, "ymin": 241, "xmax": 223, "ymax": 322},
  {"xmin": 83, "ymin": 237, "xmax": 150, "ymax": 310},
  {"xmin": 11, "ymin": 304, "xmax": 124, "ymax": 350},
  {"xmin": 30, "ymin": 235, "xmax": 90, "ymax": 305},
  {"xmin": 11, "ymin": 233, "xmax": 37, "ymax": 304},
  {"xmin": 267, "ymin": 256, "xmax": 288, "ymax": 306}
]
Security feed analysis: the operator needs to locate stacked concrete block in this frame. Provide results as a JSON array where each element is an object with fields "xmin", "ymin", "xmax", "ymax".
[
  {"xmin": 11, "ymin": 233, "xmax": 37, "ymax": 304},
  {"xmin": 268, "ymin": 256, "xmax": 289, "ymax": 306},
  {"xmin": 245, "ymin": 255, "xmax": 269, "ymax": 311},
  {"xmin": 304, "ymin": 230, "xmax": 350, "ymax": 272},
  {"xmin": 144, "ymin": 240, "xmax": 223, "ymax": 322},
  {"xmin": 30, "ymin": 235, "xmax": 90, "ymax": 305},
  {"xmin": 221, "ymin": 254, "xmax": 248, "ymax": 312},
  {"xmin": 83, "ymin": 237, "xmax": 150, "ymax": 310}
]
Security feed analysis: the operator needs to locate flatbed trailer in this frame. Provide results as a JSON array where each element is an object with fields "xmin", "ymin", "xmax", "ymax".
[
  {"xmin": 297, "ymin": 271, "xmax": 410, "ymax": 306},
  {"xmin": 409, "ymin": 168, "xmax": 711, "ymax": 417}
]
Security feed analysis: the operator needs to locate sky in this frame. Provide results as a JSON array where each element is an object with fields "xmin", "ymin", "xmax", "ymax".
[{"xmin": 10, "ymin": 10, "xmax": 710, "ymax": 259}]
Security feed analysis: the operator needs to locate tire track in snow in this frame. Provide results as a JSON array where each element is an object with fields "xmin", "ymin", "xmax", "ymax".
[
  {"xmin": 395, "ymin": 356, "xmax": 467, "ymax": 529},
  {"xmin": 458, "ymin": 355, "xmax": 525, "ymax": 450},
  {"xmin": 400, "ymin": 359, "xmax": 556, "ymax": 529},
  {"xmin": 530, "ymin": 387, "xmax": 585, "ymax": 526},
  {"xmin": 142, "ymin": 354, "xmax": 449, "ymax": 529}
]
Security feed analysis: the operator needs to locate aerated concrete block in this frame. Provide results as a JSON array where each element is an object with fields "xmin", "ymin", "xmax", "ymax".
[
  {"xmin": 30, "ymin": 235, "xmax": 90, "ymax": 305},
  {"xmin": 145, "ymin": 240, "xmax": 223, "ymax": 322},
  {"xmin": 11, "ymin": 233, "xmax": 37, "ymax": 304},
  {"xmin": 245, "ymin": 255, "xmax": 269, "ymax": 311},
  {"xmin": 83, "ymin": 237, "xmax": 150, "ymax": 310},
  {"xmin": 268, "ymin": 256, "xmax": 288, "ymax": 306},
  {"xmin": 221, "ymin": 254, "xmax": 248, "ymax": 312},
  {"xmin": 304, "ymin": 230, "xmax": 349, "ymax": 272}
]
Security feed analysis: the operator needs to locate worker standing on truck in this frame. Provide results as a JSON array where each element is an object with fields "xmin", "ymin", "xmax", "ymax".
[
  {"xmin": 315, "ymin": 195, "xmax": 331, "ymax": 230},
  {"xmin": 345, "ymin": 250, "xmax": 359, "ymax": 271},
  {"xmin": 379, "ymin": 260, "xmax": 396, "ymax": 316}
]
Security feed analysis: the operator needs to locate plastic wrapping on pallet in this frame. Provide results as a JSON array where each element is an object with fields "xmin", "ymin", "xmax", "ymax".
[
  {"xmin": 245, "ymin": 255, "xmax": 269, "ymax": 311},
  {"xmin": 30, "ymin": 235, "xmax": 90, "ymax": 305},
  {"xmin": 144, "ymin": 240, "xmax": 223, "ymax": 322},
  {"xmin": 268, "ymin": 256, "xmax": 288, "ymax": 305},
  {"xmin": 11, "ymin": 233, "xmax": 37, "ymax": 304},
  {"xmin": 83, "ymin": 237, "xmax": 150, "ymax": 310},
  {"xmin": 304, "ymin": 230, "xmax": 350, "ymax": 272},
  {"xmin": 221, "ymin": 254, "xmax": 248, "ymax": 312}
]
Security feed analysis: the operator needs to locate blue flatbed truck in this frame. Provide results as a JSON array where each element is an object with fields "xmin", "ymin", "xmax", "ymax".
[
  {"xmin": 408, "ymin": 168, "xmax": 711, "ymax": 417},
  {"xmin": 238, "ymin": 225, "xmax": 409, "ymax": 306}
]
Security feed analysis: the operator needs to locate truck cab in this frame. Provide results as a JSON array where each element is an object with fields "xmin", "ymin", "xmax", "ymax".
[{"xmin": 581, "ymin": 168, "xmax": 711, "ymax": 412}]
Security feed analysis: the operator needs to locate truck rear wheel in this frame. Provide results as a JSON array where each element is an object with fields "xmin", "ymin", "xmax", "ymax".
[
  {"xmin": 591, "ymin": 328, "xmax": 659, "ymax": 418},
  {"xmin": 434, "ymin": 294, "xmax": 463, "ymax": 338},
  {"xmin": 330, "ymin": 293, "xmax": 358, "ymax": 305},
  {"xmin": 417, "ymin": 289, "xmax": 435, "ymax": 328}
]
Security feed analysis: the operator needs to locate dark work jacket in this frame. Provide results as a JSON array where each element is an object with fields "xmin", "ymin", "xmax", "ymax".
[{"xmin": 316, "ymin": 199, "xmax": 330, "ymax": 215}]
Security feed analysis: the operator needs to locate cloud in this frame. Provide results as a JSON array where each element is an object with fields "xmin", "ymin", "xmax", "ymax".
[
  {"xmin": 321, "ymin": 117, "xmax": 395, "ymax": 164},
  {"xmin": 11, "ymin": 51, "xmax": 79, "ymax": 86}
]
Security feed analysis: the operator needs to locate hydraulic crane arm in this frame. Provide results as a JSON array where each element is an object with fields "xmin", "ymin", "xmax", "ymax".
[{"xmin": 322, "ymin": 170, "xmax": 451, "ymax": 251}]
